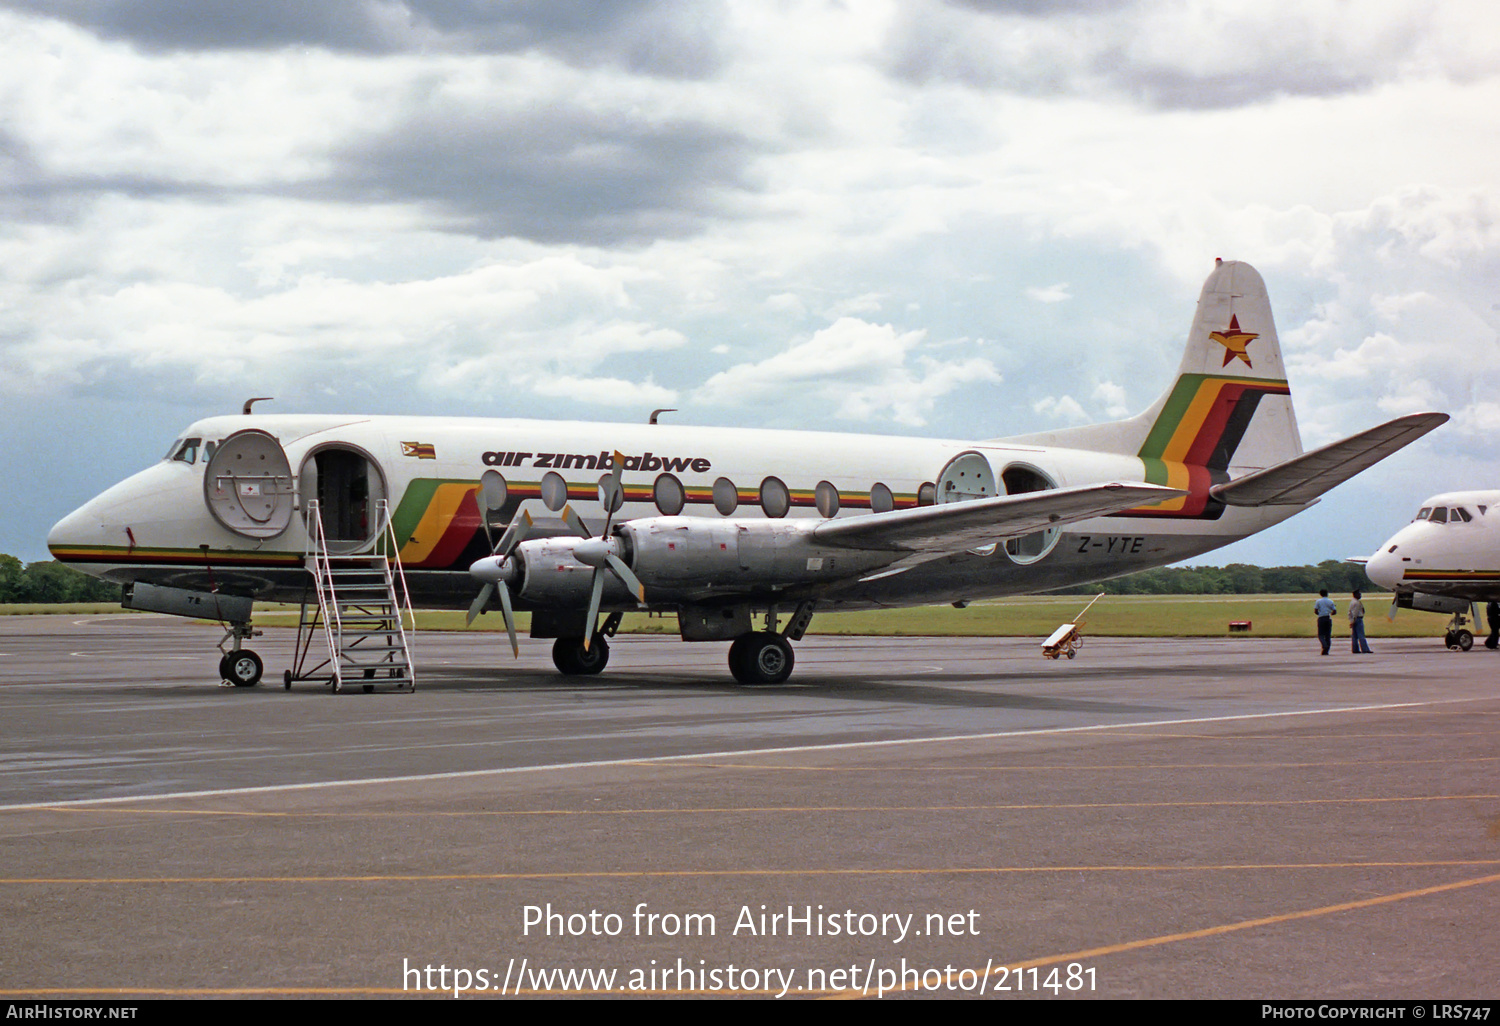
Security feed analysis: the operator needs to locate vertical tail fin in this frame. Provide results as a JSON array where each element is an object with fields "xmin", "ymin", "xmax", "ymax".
[
  {"xmin": 1129, "ymin": 260, "xmax": 1302, "ymax": 516},
  {"xmin": 998, "ymin": 259, "xmax": 1304, "ymax": 519}
]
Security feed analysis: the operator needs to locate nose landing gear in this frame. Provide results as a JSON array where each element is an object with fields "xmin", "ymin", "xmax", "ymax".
[{"xmin": 218, "ymin": 621, "xmax": 265, "ymax": 686}]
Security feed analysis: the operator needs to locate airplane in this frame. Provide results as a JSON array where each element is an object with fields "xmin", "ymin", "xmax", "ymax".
[
  {"xmin": 46, "ymin": 259, "xmax": 1448, "ymax": 687},
  {"xmin": 1363, "ymin": 490, "xmax": 1500, "ymax": 650}
]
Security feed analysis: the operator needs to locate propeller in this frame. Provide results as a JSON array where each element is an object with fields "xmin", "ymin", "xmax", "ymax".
[
  {"xmin": 466, "ymin": 509, "xmax": 534, "ymax": 657},
  {"xmin": 563, "ymin": 451, "xmax": 647, "ymax": 651}
]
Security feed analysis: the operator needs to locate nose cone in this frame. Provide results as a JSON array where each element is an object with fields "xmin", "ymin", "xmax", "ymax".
[
  {"xmin": 1364, "ymin": 543, "xmax": 1404, "ymax": 591},
  {"xmin": 48, "ymin": 499, "xmax": 107, "ymax": 562}
]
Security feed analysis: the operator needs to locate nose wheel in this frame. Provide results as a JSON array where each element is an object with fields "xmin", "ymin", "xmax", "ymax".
[{"xmin": 219, "ymin": 649, "xmax": 264, "ymax": 687}]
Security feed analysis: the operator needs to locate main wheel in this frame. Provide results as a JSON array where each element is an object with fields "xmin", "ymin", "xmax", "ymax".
[
  {"xmin": 225, "ymin": 650, "xmax": 263, "ymax": 687},
  {"xmin": 553, "ymin": 636, "xmax": 609, "ymax": 675},
  {"xmin": 1457, "ymin": 629, "xmax": 1474, "ymax": 651},
  {"xmin": 729, "ymin": 632, "xmax": 794, "ymax": 685}
]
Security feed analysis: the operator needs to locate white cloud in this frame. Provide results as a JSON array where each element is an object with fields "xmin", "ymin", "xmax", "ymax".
[
  {"xmin": 692, "ymin": 317, "xmax": 1000, "ymax": 427},
  {"xmin": 1027, "ymin": 282, "xmax": 1071, "ymax": 303},
  {"xmin": 1032, "ymin": 394, "xmax": 1088, "ymax": 423}
]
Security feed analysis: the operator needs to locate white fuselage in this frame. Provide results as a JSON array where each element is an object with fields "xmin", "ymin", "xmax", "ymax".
[{"xmin": 47, "ymin": 412, "xmax": 1300, "ymax": 611}]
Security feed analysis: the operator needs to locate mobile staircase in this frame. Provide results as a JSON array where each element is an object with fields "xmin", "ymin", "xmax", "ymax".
[{"xmin": 286, "ymin": 498, "xmax": 416, "ymax": 693}]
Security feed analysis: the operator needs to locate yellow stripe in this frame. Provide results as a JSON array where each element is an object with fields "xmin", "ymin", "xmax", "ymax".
[
  {"xmin": 1160, "ymin": 379, "xmax": 1220, "ymax": 463},
  {"xmin": 398, "ymin": 483, "xmax": 474, "ymax": 563}
]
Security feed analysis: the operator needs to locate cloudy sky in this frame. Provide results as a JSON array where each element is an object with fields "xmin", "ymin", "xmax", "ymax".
[{"xmin": 4, "ymin": 0, "xmax": 1497, "ymax": 568}]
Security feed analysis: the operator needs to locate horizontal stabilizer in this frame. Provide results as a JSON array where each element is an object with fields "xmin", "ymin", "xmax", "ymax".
[
  {"xmin": 1210, "ymin": 412, "xmax": 1448, "ymax": 507},
  {"xmin": 813, "ymin": 482, "xmax": 1185, "ymax": 554}
]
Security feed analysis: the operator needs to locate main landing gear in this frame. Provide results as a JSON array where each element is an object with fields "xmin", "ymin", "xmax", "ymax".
[
  {"xmin": 553, "ymin": 636, "xmax": 610, "ymax": 675},
  {"xmin": 725, "ymin": 602, "xmax": 814, "ymax": 685},
  {"xmin": 728, "ymin": 632, "xmax": 794, "ymax": 685}
]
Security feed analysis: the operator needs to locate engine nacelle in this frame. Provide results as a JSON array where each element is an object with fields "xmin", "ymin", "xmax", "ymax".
[
  {"xmin": 617, "ymin": 516, "xmax": 892, "ymax": 588},
  {"xmin": 512, "ymin": 537, "xmax": 635, "ymax": 607}
]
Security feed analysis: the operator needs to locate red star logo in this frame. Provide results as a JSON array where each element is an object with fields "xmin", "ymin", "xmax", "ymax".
[{"xmin": 1209, "ymin": 315, "xmax": 1258, "ymax": 368}]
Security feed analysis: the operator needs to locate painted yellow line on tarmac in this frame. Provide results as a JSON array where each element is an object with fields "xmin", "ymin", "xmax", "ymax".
[
  {"xmin": 827, "ymin": 869, "xmax": 1500, "ymax": 999},
  {"xmin": 5, "ymin": 858, "xmax": 1500, "ymax": 886}
]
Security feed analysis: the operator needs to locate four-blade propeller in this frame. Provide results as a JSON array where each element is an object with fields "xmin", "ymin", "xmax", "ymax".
[
  {"xmin": 466, "ymin": 509, "xmax": 534, "ymax": 656},
  {"xmin": 562, "ymin": 451, "xmax": 647, "ymax": 651}
]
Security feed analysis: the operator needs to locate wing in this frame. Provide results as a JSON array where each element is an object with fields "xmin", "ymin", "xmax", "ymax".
[
  {"xmin": 1210, "ymin": 412, "xmax": 1448, "ymax": 507},
  {"xmin": 811, "ymin": 482, "xmax": 1185, "ymax": 554}
]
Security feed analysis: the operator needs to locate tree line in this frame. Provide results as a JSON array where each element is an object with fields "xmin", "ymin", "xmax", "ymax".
[
  {"xmin": 2, "ymin": 552, "xmax": 1376, "ymax": 605},
  {"xmin": 1054, "ymin": 560, "xmax": 1377, "ymax": 596},
  {"xmin": 0, "ymin": 555, "xmax": 123, "ymax": 603}
]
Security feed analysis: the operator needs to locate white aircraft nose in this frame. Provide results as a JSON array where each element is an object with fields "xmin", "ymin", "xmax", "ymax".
[
  {"xmin": 1364, "ymin": 545, "xmax": 1404, "ymax": 591},
  {"xmin": 47, "ymin": 500, "xmax": 104, "ymax": 559}
]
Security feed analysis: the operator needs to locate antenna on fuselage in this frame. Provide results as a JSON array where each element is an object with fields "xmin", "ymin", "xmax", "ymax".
[
  {"xmin": 242, "ymin": 397, "xmax": 274, "ymax": 415},
  {"xmin": 648, "ymin": 408, "xmax": 676, "ymax": 425}
]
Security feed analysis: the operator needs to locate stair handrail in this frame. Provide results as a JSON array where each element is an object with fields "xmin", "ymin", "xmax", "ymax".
[
  {"xmin": 304, "ymin": 499, "xmax": 343, "ymax": 689},
  {"xmin": 374, "ymin": 498, "xmax": 416, "ymax": 688}
]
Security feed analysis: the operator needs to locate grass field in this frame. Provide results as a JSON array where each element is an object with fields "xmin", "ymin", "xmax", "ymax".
[
  {"xmin": 255, "ymin": 594, "xmax": 1462, "ymax": 639},
  {"xmin": 2, "ymin": 595, "xmax": 1471, "ymax": 639}
]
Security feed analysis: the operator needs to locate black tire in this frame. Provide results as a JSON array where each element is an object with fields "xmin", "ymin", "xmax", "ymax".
[
  {"xmin": 217, "ymin": 653, "xmax": 232, "ymax": 681},
  {"xmin": 727, "ymin": 634, "xmax": 753, "ymax": 681},
  {"xmin": 283, "ymin": 669, "xmax": 292, "ymax": 691},
  {"xmin": 225, "ymin": 650, "xmax": 263, "ymax": 687},
  {"xmin": 1457, "ymin": 629, "xmax": 1474, "ymax": 652},
  {"xmin": 553, "ymin": 636, "xmax": 609, "ymax": 675},
  {"xmin": 730, "ymin": 632, "xmax": 794, "ymax": 685}
]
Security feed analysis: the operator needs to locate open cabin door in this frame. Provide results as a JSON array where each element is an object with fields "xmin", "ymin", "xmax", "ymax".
[{"xmin": 299, "ymin": 444, "xmax": 388, "ymax": 553}]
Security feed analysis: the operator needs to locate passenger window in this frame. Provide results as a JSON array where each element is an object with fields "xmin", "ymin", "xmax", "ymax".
[
  {"xmin": 870, "ymin": 482, "xmax": 894, "ymax": 514},
  {"xmin": 712, "ymin": 477, "xmax": 738, "ymax": 516},
  {"xmin": 814, "ymin": 481, "xmax": 840, "ymax": 518},
  {"xmin": 760, "ymin": 477, "xmax": 790, "ymax": 518},
  {"xmin": 653, "ymin": 474, "xmax": 685, "ymax": 516}
]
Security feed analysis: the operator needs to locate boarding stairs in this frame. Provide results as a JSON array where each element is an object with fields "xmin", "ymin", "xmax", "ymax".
[{"xmin": 286, "ymin": 499, "xmax": 416, "ymax": 693}]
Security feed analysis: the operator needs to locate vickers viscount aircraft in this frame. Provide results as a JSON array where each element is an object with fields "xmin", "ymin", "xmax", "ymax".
[
  {"xmin": 1364, "ymin": 490, "xmax": 1500, "ymax": 650},
  {"xmin": 48, "ymin": 259, "xmax": 1447, "ymax": 687}
]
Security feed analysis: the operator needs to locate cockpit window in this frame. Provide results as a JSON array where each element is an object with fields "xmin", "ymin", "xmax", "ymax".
[
  {"xmin": 171, "ymin": 438, "xmax": 202, "ymax": 464},
  {"xmin": 163, "ymin": 438, "xmax": 183, "ymax": 461},
  {"xmin": 1455, "ymin": 507, "xmax": 1473, "ymax": 522},
  {"xmin": 1415, "ymin": 507, "xmax": 1431, "ymax": 521},
  {"xmin": 1429, "ymin": 507, "xmax": 1447, "ymax": 524}
]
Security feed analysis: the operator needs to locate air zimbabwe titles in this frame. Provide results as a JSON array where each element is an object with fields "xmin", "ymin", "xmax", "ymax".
[{"xmin": 482, "ymin": 450, "xmax": 711, "ymax": 473}]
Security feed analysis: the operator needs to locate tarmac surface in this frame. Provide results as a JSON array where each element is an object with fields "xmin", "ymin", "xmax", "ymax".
[{"xmin": 0, "ymin": 613, "xmax": 1496, "ymax": 1000}]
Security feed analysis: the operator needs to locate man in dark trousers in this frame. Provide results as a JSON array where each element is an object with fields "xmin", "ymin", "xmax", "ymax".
[
  {"xmin": 1314, "ymin": 589, "xmax": 1336, "ymax": 655},
  {"xmin": 1349, "ymin": 590, "xmax": 1372, "ymax": 654},
  {"xmin": 1487, "ymin": 601, "xmax": 1499, "ymax": 650}
]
